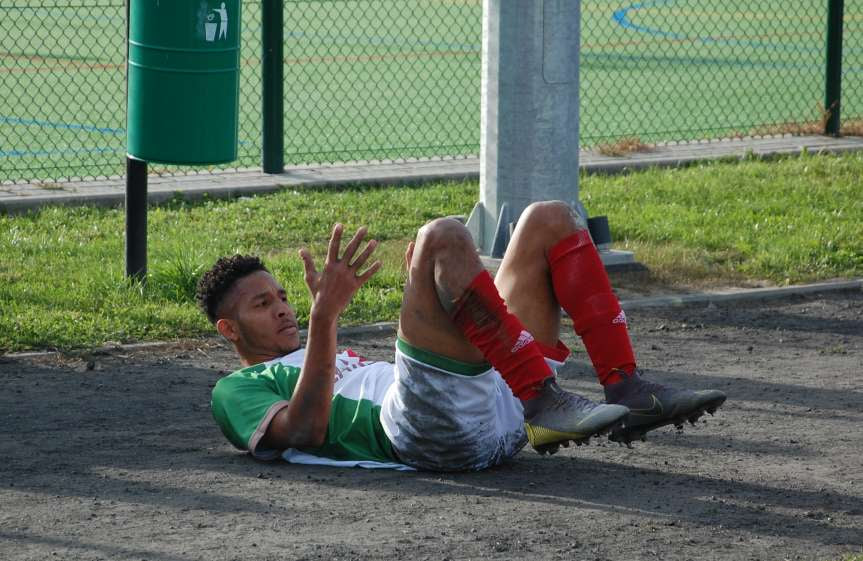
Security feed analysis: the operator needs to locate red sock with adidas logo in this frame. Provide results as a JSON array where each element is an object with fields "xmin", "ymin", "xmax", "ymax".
[
  {"xmin": 549, "ymin": 229, "xmax": 636, "ymax": 386},
  {"xmin": 450, "ymin": 270, "xmax": 553, "ymax": 400}
]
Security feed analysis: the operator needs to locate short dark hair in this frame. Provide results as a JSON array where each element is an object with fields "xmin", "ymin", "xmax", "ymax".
[{"xmin": 196, "ymin": 255, "xmax": 268, "ymax": 323}]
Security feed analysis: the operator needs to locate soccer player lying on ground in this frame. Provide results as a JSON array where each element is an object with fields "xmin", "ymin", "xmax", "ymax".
[{"xmin": 198, "ymin": 201, "xmax": 726, "ymax": 471}]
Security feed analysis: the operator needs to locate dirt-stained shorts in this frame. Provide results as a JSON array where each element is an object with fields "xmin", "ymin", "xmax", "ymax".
[{"xmin": 378, "ymin": 339, "xmax": 528, "ymax": 471}]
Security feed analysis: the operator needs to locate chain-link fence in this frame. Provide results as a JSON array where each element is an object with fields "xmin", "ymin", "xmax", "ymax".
[
  {"xmin": 583, "ymin": 0, "xmax": 827, "ymax": 143},
  {"xmin": 0, "ymin": 1, "xmax": 266, "ymax": 183},
  {"xmin": 1, "ymin": 1, "xmax": 127, "ymax": 183},
  {"xmin": 1, "ymin": 1, "xmax": 860, "ymax": 184}
]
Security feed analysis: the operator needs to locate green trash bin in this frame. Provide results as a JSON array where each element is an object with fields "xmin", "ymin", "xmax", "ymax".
[{"xmin": 127, "ymin": 1, "xmax": 241, "ymax": 165}]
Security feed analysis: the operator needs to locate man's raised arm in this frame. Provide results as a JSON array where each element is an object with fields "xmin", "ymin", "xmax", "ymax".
[{"xmin": 262, "ymin": 224, "xmax": 381, "ymax": 449}]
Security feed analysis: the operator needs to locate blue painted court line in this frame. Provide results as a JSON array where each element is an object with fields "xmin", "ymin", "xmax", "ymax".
[
  {"xmin": 0, "ymin": 146, "xmax": 118, "ymax": 158},
  {"xmin": 0, "ymin": 49, "xmax": 114, "ymax": 65},
  {"xmin": 581, "ymin": 50, "xmax": 810, "ymax": 72},
  {"xmin": 613, "ymin": 0, "xmax": 686, "ymax": 40},
  {"xmin": 1, "ymin": 141, "xmax": 254, "ymax": 159},
  {"xmin": 1, "ymin": 6, "xmax": 123, "ymax": 25},
  {"xmin": 613, "ymin": 0, "xmax": 862, "ymax": 55},
  {"xmin": 581, "ymin": 50, "xmax": 862, "ymax": 75},
  {"xmin": 0, "ymin": 116, "xmax": 125, "ymax": 136}
]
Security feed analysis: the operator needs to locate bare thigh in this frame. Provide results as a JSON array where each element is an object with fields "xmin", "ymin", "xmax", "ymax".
[
  {"xmin": 397, "ymin": 203, "xmax": 586, "ymax": 360},
  {"xmin": 397, "ymin": 218, "xmax": 486, "ymax": 363}
]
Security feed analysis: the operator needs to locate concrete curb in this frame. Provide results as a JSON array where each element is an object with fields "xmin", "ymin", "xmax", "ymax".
[
  {"xmin": 3, "ymin": 135, "xmax": 862, "ymax": 213},
  {"xmin": 619, "ymin": 278, "xmax": 863, "ymax": 310},
  {"xmin": 3, "ymin": 279, "xmax": 860, "ymax": 360},
  {"xmin": 0, "ymin": 166, "xmax": 479, "ymax": 213},
  {"xmin": 0, "ymin": 160, "xmax": 480, "ymax": 214}
]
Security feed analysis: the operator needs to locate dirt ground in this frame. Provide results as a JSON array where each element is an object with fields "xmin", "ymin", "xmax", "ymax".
[{"xmin": 1, "ymin": 290, "xmax": 862, "ymax": 561}]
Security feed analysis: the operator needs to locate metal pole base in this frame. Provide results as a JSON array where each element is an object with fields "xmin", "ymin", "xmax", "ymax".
[
  {"xmin": 466, "ymin": 201, "xmax": 638, "ymax": 269},
  {"xmin": 125, "ymin": 156, "xmax": 148, "ymax": 281}
]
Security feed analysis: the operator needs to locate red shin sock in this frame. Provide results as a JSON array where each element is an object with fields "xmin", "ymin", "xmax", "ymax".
[
  {"xmin": 450, "ymin": 271, "xmax": 553, "ymax": 400},
  {"xmin": 549, "ymin": 230, "xmax": 636, "ymax": 386}
]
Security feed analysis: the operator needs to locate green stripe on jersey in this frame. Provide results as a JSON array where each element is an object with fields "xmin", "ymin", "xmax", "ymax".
[{"xmin": 315, "ymin": 394, "xmax": 394, "ymax": 462}]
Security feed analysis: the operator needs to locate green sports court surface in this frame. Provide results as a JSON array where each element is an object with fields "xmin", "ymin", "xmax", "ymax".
[{"xmin": 1, "ymin": 0, "xmax": 860, "ymax": 183}]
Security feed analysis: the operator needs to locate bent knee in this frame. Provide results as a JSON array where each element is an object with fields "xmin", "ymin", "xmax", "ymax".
[
  {"xmin": 520, "ymin": 200, "xmax": 587, "ymax": 234},
  {"xmin": 416, "ymin": 217, "xmax": 474, "ymax": 251}
]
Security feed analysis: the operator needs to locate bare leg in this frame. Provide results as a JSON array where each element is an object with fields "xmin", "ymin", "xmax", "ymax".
[
  {"xmin": 494, "ymin": 201, "xmax": 587, "ymax": 347},
  {"xmin": 398, "ymin": 204, "xmax": 587, "ymax": 360},
  {"xmin": 397, "ymin": 217, "xmax": 486, "ymax": 363},
  {"xmin": 396, "ymin": 212, "xmax": 630, "ymax": 456}
]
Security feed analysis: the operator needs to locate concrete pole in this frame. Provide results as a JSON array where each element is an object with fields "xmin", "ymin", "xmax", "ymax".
[{"xmin": 467, "ymin": 0, "xmax": 584, "ymax": 257}]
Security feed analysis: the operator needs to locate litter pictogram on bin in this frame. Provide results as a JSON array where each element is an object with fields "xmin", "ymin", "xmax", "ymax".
[{"xmin": 204, "ymin": 2, "xmax": 228, "ymax": 42}]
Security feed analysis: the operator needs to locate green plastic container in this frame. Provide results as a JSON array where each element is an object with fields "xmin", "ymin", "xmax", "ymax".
[{"xmin": 127, "ymin": 1, "xmax": 241, "ymax": 165}]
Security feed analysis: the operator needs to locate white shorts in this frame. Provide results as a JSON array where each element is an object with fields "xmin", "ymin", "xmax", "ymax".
[{"xmin": 380, "ymin": 338, "xmax": 569, "ymax": 471}]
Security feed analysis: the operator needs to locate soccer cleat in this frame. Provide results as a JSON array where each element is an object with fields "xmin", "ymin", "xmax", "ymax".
[
  {"xmin": 604, "ymin": 369, "xmax": 726, "ymax": 445},
  {"xmin": 524, "ymin": 380, "xmax": 630, "ymax": 455}
]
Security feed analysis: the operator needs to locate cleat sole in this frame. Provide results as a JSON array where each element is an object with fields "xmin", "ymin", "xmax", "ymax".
[
  {"xmin": 530, "ymin": 417, "xmax": 627, "ymax": 455},
  {"xmin": 609, "ymin": 395, "xmax": 726, "ymax": 445},
  {"xmin": 535, "ymin": 442, "xmax": 561, "ymax": 455}
]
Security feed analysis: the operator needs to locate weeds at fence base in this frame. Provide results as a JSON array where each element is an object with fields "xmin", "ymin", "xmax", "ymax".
[
  {"xmin": 595, "ymin": 137, "xmax": 653, "ymax": 157},
  {"xmin": 743, "ymin": 104, "xmax": 863, "ymax": 138},
  {"xmin": 749, "ymin": 118, "xmax": 863, "ymax": 138},
  {"xmin": 839, "ymin": 119, "xmax": 863, "ymax": 136}
]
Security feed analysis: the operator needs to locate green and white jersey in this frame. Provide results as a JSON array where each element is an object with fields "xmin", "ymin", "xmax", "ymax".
[{"xmin": 211, "ymin": 348, "xmax": 404, "ymax": 468}]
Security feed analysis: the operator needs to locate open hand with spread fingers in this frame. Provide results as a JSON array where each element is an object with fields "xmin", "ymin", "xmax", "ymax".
[{"xmin": 298, "ymin": 223, "xmax": 382, "ymax": 322}]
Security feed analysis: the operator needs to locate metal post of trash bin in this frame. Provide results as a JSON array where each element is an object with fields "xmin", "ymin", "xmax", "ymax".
[
  {"xmin": 125, "ymin": 156, "xmax": 148, "ymax": 281},
  {"xmin": 124, "ymin": 0, "xmax": 147, "ymax": 281}
]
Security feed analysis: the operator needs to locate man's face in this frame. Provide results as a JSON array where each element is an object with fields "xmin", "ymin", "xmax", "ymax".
[{"xmin": 219, "ymin": 270, "xmax": 300, "ymax": 360}]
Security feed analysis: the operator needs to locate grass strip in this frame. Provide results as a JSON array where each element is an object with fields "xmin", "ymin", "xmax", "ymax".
[{"xmin": 1, "ymin": 151, "xmax": 861, "ymax": 352}]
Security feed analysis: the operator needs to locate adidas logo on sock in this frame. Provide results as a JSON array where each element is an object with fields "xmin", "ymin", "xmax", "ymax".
[
  {"xmin": 612, "ymin": 310, "xmax": 628, "ymax": 326},
  {"xmin": 510, "ymin": 330, "xmax": 535, "ymax": 353}
]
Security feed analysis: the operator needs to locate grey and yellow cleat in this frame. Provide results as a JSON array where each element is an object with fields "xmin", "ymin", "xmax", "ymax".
[{"xmin": 524, "ymin": 380, "xmax": 629, "ymax": 455}]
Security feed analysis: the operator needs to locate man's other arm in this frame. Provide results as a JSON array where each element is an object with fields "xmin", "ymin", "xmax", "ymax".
[{"xmin": 262, "ymin": 224, "xmax": 381, "ymax": 449}]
